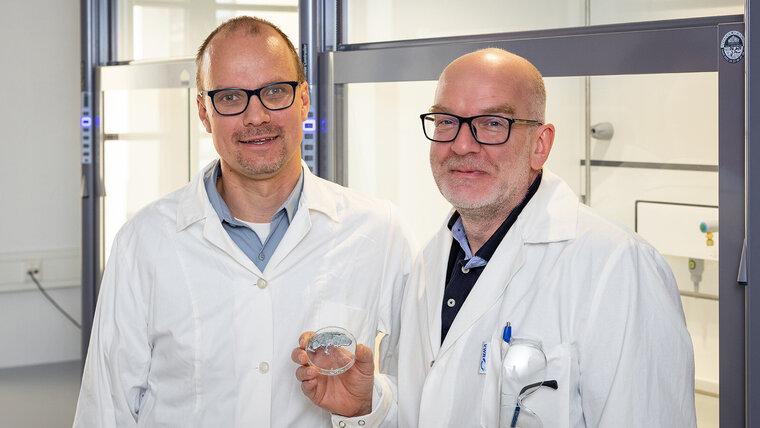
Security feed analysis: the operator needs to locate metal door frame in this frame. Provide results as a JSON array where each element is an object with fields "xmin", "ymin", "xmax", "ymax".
[{"xmin": 304, "ymin": 10, "xmax": 749, "ymax": 426}]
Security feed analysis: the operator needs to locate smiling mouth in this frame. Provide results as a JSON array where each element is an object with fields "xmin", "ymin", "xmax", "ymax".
[{"xmin": 241, "ymin": 136, "xmax": 277, "ymax": 145}]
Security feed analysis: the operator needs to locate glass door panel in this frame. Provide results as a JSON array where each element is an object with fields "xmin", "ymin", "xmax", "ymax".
[
  {"xmin": 344, "ymin": 0, "xmax": 584, "ymax": 43},
  {"xmin": 342, "ymin": 0, "xmax": 741, "ymax": 44},
  {"xmin": 586, "ymin": 72, "xmax": 719, "ymax": 428},
  {"xmin": 102, "ymin": 88, "xmax": 191, "ymax": 260},
  {"xmin": 117, "ymin": 0, "xmax": 299, "ymax": 62},
  {"xmin": 590, "ymin": 0, "xmax": 741, "ymax": 26},
  {"xmin": 345, "ymin": 81, "xmax": 447, "ymax": 244}
]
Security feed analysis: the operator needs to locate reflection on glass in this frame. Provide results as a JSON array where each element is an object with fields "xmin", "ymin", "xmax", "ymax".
[
  {"xmin": 343, "ymin": 0, "xmax": 741, "ymax": 44},
  {"xmin": 344, "ymin": 71, "xmax": 719, "ymax": 427}
]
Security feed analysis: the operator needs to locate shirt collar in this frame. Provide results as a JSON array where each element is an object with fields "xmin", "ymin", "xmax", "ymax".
[
  {"xmin": 447, "ymin": 170, "xmax": 543, "ymax": 263},
  {"xmin": 204, "ymin": 160, "xmax": 303, "ymax": 226}
]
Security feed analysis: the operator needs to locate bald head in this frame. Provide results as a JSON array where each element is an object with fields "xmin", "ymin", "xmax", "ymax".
[{"xmin": 436, "ymin": 48, "xmax": 546, "ymax": 122}]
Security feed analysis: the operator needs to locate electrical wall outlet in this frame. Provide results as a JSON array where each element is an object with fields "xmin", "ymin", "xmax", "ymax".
[{"xmin": 24, "ymin": 260, "xmax": 42, "ymax": 282}]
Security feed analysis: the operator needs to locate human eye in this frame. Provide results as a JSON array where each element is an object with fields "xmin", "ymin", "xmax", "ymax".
[
  {"xmin": 477, "ymin": 116, "xmax": 509, "ymax": 130},
  {"xmin": 215, "ymin": 90, "xmax": 244, "ymax": 105},
  {"xmin": 262, "ymin": 84, "xmax": 290, "ymax": 99},
  {"xmin": 434, "ymin": 114, "xmax": 457, "ymax": 128},
  {"xmin": 488, "ymin": 116, "xmax": 509, "ymax": 128}
]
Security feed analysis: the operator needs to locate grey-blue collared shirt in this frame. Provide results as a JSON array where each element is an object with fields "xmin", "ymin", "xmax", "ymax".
[{"xmin": 204, "ymin": 161, "xmax": 303, "ymax": 271}]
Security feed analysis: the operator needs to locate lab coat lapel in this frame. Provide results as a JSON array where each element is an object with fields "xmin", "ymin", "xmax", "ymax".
[
  {"xmin": 438, "ymin": 229, "xmax": 525, "ymax": 357},
  {"xmin": 265, "ymin": 203, "xmax": 311, "ymax": 272},
  {"xmin": 176, "ymin": 161, "xmax": 262, "ymax": 276},
  {"xmin": 265, "ymin": 165, "xmax": 339, "ymax": 273},
  {"xmin": 424, "ymin": 221, "xmax": 456, "ymax": 356},
  {"xmin": 202, "ymin": 212, "xmax": 262, "ymax": 275}
]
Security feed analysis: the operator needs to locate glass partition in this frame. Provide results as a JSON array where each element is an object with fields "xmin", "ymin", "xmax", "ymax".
[
  {"xmin": 342, "ymin": 0, "xmax": 741, "ymax": 44},
  {"xmin": 117, "ymin": 0, "xmax": 298, "ymax": 62},
  {"xmin": 344, "ymin": 71, "xmax": 720, "ymax": 427},
  {"xmin": 102, "ymin": 88, "xmax": 192, "ymax": 259}
]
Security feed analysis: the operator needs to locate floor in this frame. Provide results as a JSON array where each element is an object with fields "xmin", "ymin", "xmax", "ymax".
[{"xmin": 0, "ymin": 360, "xmax": 81, "ymax": 428}]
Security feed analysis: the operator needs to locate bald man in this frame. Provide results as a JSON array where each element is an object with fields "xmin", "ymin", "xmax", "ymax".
[
  {"xmin": 74, "ymin": 16, "xmax": 414, "ymax": 428},
  {"xmin": 393, "ymin": 48, "xmax": 696, "ymax": 426}
]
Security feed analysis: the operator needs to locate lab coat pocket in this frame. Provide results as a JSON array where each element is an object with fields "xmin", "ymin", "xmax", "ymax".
[
  {"xmin": 317, "ymin": 300, "xmax": 370, "ymax": 345},
  {"xmin": 517, "ymin": 343, "xmax": 573, "ymax": 428},
  {"xmin": 479, "ymin": 332, "xmax": 505, "ymax": 428}
]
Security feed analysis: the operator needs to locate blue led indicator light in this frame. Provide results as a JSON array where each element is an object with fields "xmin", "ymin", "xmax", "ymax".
[
  {"xmin": 302, "ymin": 119, "xmax": 316, "ymax": 131},
  {"xmin": 81, "ymin": 116, "xmax": 92, "ymax": 128},
  {"xmin": 320, "ymin": 119, "xmax": 327, "ymax": 132}
]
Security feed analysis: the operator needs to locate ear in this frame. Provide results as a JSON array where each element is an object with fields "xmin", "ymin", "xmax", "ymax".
[
  {"xmin": 299, "ymin": 82, "xmax": 310, "ymax": 122},
  {"xmin": 197, "ymin": 93, "xmax": 212, "ymax": 133},
  {"xmin": 530, "ymin": 123, "xmax": 554, "ymax": 170}
]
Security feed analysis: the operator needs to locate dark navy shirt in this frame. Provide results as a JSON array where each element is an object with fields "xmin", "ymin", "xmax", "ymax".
[{"xmin": 440, "ymin": 171, "xmax": 543, "ymax": 344}]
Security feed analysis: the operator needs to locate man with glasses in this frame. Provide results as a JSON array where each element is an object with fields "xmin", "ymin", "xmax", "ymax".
[
  {"xmin": 305, "ymin": 48, "xmax": 696, "ymax": 427},
  {"xmin": 74, "ymin": 16, "xmax": 413, "ymax": 428}
]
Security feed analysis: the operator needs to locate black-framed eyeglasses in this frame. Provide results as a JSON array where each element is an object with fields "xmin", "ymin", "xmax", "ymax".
[
  {"xmin": 420, "ymin": 112, "xmax": 543, "ymax": 145},
  {"xmin": 510, "ymin": 379, "xmax": 559, "ymax": 428},
  {"xmin": 200, "ymin": 81, "xmax": 301, "ymax": 116}
]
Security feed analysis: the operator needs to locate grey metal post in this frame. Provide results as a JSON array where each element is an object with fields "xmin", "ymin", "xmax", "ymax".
[
  {"xmin": 746, "ymin": 0, "xmax": 759, "ymax": 424},
  {"xmin": 300, "ymin": 0, "xmax": 340, "ymax": 181},
  {"xmin": 717, "ymin": 22, "xmax": 748, "ymax": 428},
  {"xmin": 299, "ymin": 0, "xmax": 318, "ymax": 175},
  {"xmin": 80, "ymin": 0, "xmax": 97, "ymax": 364},
  {"xmin": 80, "ymin": 0, "xmax": 112, "ymax": 364}
]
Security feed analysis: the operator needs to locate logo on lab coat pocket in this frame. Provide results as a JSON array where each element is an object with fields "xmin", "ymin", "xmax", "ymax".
[{"xmin": 479, "ymin": 342, "xmax": 488, "ymax": 374}]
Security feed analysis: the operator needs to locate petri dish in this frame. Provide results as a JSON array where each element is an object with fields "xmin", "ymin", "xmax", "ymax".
[{"xmin": 305, "ymin": 326, "xmax": 357, "ymax": 375}]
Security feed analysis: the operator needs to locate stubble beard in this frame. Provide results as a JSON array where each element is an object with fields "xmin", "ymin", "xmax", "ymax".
[
  {"xmin": 432, "ymin": 154, "xmax": 532, "ymax": 223},
  {"xmin": 232, "ymin": 125, "xmax": 290, "ymax": 177}
]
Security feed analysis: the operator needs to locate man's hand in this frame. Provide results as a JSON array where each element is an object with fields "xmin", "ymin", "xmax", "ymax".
[{"xmin": 291, "ymin": 331, "xmax": 374, "ymax": 417}]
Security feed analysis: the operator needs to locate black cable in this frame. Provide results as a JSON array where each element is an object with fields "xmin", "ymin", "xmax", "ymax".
[{"xmin": 27, "ymin": 270, "xmax": 81, "ymax": 329}]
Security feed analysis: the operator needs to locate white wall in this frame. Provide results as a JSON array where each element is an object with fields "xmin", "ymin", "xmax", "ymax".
[{"xmin": 0, "ymin": 1, "xmax": 82, "ymax": 368}]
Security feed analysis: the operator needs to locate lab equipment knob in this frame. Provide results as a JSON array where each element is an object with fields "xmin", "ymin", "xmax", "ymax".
[
  {"xmin": 699, "ymin": 221, "xmax": 718, "ymax": 247},
  {"xmin": 699, "ymin": 221, "xmax": 718, "ymax": 233},
  {"xmin": 590, "ymin": 122, "xmax": 614, "ymax": 140}
]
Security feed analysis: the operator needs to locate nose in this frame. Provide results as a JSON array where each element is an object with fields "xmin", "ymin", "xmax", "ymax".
[
  {"xmin": 241, "ymin": 95, "xmax": 271, "ymax": 126},
  {"xmin": 450, "ymin": 123, "xmax": 481, "ymax": 155}
]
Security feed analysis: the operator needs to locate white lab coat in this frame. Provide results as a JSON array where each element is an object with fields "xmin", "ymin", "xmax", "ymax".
[
  {"xmin": 397, "ymin": 170, "xmax": 696, "ymax": 428},
  {"xmin": 74, "ymin": 161, "xmax": 414, "ymax": 428}
]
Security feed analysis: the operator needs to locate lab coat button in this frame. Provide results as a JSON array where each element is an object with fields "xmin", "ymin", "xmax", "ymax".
[
  {"xmin": 256, "ymin": 278, "xmax": 268, "ymax": 289},
  {"xmin": 338, "ymin": 422, "xmax": 346, "ymax": 427},
  {"xmin": 258, "ymin": 361, "xmax": 270, "ymax": 373},
  {"xmin": 358, "ymin": 420, "xmax": 366, "ymax": 426},
  {"xmin": 447, "ymin": 298, "xmax": 456, "ymax": 307}
]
